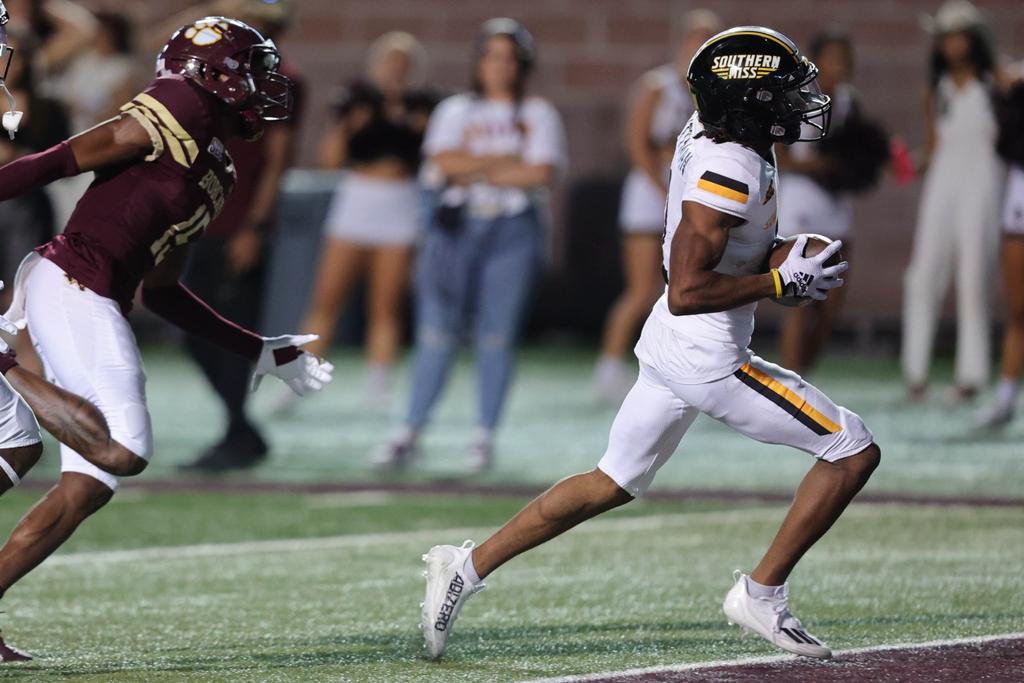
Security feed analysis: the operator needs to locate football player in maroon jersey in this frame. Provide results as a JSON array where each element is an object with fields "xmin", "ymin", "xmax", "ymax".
[{"xmin": 0, "ymin": 17, "xmax": 333, "ymax": 657}]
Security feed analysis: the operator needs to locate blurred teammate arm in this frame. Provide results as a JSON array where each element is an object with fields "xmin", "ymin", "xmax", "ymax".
[
  {"xmin": 665, "ymin": 200, "xmax": 776, "ymax": 315},
  {"xmin": 227, "ymin": 124, "xmax": 294, "ymax": 273},
  {"xmin": 626, "ymin": 81, "xmax": 669, "ymax": 195}
]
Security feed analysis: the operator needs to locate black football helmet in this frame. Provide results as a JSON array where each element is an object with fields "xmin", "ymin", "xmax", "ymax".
[{"xmin": 687, "ymin": 26, "xmax": 831, "ymax": 145}]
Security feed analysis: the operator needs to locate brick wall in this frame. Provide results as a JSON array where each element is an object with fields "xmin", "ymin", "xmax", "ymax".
[{"xmin": 106, "ymin": 1, "xmax": 1024, "ymax": 325}]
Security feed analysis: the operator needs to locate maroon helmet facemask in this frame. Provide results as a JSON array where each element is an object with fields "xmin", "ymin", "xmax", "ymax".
[{"xmin": 156, "ymin": 17, "xmax": 293, "ymax": 137}]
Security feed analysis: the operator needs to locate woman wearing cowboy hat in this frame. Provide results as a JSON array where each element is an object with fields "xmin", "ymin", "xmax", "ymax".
[{"xmin": 902, "ymin": 0, "xmax": 1006, "ymax": 403}]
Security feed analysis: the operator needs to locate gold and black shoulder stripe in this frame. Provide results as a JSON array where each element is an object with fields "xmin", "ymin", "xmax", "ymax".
[
  {"xmin": 733, "ymin": 362, "xmax": 841, "ymax": 436},
  {"xmin": 120, "ymin": 94, "xmax": 199, "ymax": 168},
  {"xmin": 697, "ymin": 170, "xmax": 749, "ymax": 203}
]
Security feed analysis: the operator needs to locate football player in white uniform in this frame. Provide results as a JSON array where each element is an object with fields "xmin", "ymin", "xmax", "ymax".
[{"xmin": 421, "ymin": 27, "xmax": 881, "ymax": 661}]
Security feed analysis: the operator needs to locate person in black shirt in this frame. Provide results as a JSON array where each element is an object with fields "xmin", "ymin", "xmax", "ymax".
[{"xmin": 283, "ymin": 32, "xmax": 436, "ymax": 412}]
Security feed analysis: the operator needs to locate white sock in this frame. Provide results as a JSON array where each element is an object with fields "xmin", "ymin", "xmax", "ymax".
[
  {"xmin": 595, "ymin": 355, "xmax": 626, "ymax": 380},
  {"xmin": 746, "ymin": 576, "xmax": 785, "ymax": 600},
  {"xmin": 473, "ymin": 427, "xmax": 494, "ymax": 447},
  {"xmin": 995, "ymin": 377, "xmax": 1019, "ymax": 409},
  {"xmin": 462, "ymin": 553, "xmax": 482, "ymax": 586},
  {"xmin": 395, "ymin": 426, "xmax": 418, "ymax": 446}
]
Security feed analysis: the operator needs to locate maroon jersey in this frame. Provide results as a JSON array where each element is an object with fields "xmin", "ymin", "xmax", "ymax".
[{"xmin": 37, "ymin": 75, "xmax": 237, "ymax": 313}]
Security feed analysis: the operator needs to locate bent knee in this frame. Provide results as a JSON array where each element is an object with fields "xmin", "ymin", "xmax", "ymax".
[
  {"xmin": 842, "ymin": 443, "xmax": 881, "ymax": 481},
  {"xmin": 59, "ymin": 472, "xmax": 116, "ymax": 514},
  {"xmin": 589, "ymin": 468, "xmax": 635, "ymax": 506}
]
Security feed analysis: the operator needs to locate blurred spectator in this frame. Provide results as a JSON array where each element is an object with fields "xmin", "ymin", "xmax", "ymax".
[
  {"xmin": 776, "ymin": 30, "xmax": 889, "ymax": 374},
  {"xmin": 50, "ymin": 11, "xmax": 137, "ymax": 132},
  {"xmin": 146, "ymin": 0, "xmax": 307, "ymax": 472},
  {"xmin": 378, "ymin": 18, "xmax": 567, "ymax": 472},
  {"xmin": 6, "ymin": 0, "xmax": 98, "ymax": 228},
  {"xmin": 593, "ymin": 9, "xmax": 720, "ymax": 403},
  {"xmin": 0, "ymin": 30, "xmax": 69, "ymax": 300},
  {"xmin": 976, "ymin": 63, "xmax": 1024, "ymax": 428},
  {"xmin": 281, "ymin": 32, "xmax": 435, "ymax": 413},
  {"xmin": 3, "ymin": 0, "xmax": 97, "ymax": 81},
  {"xmin": 902, "ymin": 0, "xmax": 1003, "ymax": 403}
]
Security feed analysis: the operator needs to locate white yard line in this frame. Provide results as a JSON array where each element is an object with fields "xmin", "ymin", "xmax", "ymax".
[
  {"xmin": 38, "ymin": 506, "xmax": 785, "ymax": 569},
  {"xmin": 520, "ymin": 631, "xmax": 1024, "ymax": 682}
]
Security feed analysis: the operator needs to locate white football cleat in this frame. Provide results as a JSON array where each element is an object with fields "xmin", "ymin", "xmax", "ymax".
[
  {"xmin": 421, "ymin": 540, "xmax": 485, "ymax": 660},
  {"xmin": 723, "ymin": 572, "xmax": 831, "ymax": 659}
]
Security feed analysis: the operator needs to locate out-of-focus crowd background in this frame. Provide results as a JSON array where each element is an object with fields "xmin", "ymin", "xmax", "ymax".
[{"xmin": 1, "ymin": 0, "xmax": 1022, "ymax": 360}]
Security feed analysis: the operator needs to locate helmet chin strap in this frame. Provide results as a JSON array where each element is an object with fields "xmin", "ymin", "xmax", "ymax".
[
  {"xmin": 0, "ymin": 78, "xmax": 21, "ymax": 140},
  {"xmin": 0, "ymin": 19, "xmax": 20, "ymax": 140}
]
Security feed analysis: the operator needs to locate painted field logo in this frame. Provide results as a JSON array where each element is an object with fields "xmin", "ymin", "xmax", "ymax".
[{"xmin": 711, "ymin": 54, "xmax": 782, "ymax": 80}]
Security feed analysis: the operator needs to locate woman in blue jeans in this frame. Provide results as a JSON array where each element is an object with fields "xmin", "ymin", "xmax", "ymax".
[{"xmin": 378, "ymin": 18, "xmax": 567, "ymax": 471}]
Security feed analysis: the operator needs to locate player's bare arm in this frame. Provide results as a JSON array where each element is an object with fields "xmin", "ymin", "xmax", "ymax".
[
  {"xmin": 666, "ymin": 200, "xmax": 776, "ymax": 315},
  {"xmin": 0, "ymin": 113, "xmax": 153, "ymax": 201},
  {"xmin": 67, "ymin": 114, "xmax": 155, "ymax": 171}
]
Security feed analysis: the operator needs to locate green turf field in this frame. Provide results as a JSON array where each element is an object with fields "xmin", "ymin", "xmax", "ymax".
[
  {"xmin": 1, "ymin": 346, "xmax": 1020, "ymax": 680},
  {"xmin": 139, "ymin": 346, "xmax": 1023, "ymax": 497},
  {"xmin": 0, "ymin": 491, "xmax": 1019, "ymax": 681}
]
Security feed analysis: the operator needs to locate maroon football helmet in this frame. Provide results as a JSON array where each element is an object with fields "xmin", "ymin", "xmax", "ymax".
[{"xmin": 156, "ymin": 16, "xmax": 292, "ymax": 136}]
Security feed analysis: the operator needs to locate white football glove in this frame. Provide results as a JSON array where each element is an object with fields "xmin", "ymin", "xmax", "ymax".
[
  {"xmin": 0, "ymin": 281, "xmax": 17, "ymax": 353},
  {"xmin": 775, "ymin": 235, "xmax": 848, "ymax": 301},
  {"xmin": 251, "ymin": 334, "xmax": 334, "ymax": 396}
]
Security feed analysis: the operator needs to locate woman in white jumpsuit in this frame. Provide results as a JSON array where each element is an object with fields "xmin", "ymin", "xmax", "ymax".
[
  {"xmin": 593, "ymin": 9, "xmax": 720, "ymax": 402},
  {"xmin": 902, "ymin": 2, "xmax": 1004, "ymax": 401}
]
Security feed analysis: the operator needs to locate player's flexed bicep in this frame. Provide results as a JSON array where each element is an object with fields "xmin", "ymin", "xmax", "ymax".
[{"xmin": 666, "ymin": 201, "xmax": 777, "ymax": 315}]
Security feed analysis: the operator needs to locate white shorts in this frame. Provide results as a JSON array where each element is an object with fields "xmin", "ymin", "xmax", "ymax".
[
  {"xmin": 1004, "ymin": 165, "xmax": 1024, "ymax": 236},
  {"xmin": 777, "ymin": 174, "xmax": 853, "ymax": 240},
  {"xmin": 323, "ymin": 174, "xmax": 421, "ymax": 247},
  {"xmin": 0, "ymin": 374, "xmax": 41, "ymax": 451},
  {"xmin": 598, "ymin": 355, "xmax": 873, "ymax": 498},
  {"xmin": 619, "ymin": 169, "xmax": 668, "ymax": 234},
  {"xmin": 21, "ymin": 256, "xmax": 152, "ymax": 491}
]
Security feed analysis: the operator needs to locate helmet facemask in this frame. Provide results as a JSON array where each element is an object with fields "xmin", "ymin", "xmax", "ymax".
[
  {"xmin": 766, "ymin": 63, "xmax": 831, "ymax": 144},
  {"xmin": 157, "ymin": 18, "xmax": 294, "ymax": 138},
  {"xmin": 243, "ymin": 44, "xmax": 292, "ymax": 121}
]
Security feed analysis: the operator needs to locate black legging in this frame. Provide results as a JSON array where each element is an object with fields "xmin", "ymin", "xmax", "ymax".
[{"xmin": 182, "ymin": 237, "xmax": 266, "ymax": 441}]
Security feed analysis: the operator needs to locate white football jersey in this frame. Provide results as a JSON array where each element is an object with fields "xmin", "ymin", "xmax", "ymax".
[{"xmin": 637, "ymin": 112, "xmax": 779, "ymax": 383}]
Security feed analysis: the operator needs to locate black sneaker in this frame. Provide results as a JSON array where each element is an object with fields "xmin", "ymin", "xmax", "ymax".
[{"xmin": 179, "ymin": 428, "xmax": 268, "ymax": 473}]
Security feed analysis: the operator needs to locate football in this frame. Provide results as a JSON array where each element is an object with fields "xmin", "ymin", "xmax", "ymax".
[{"xmin": 767, "ymin": 234, "xmax": 843, "ymax": 307}]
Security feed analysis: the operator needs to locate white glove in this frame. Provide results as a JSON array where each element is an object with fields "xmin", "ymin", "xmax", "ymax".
[
  {"xmin": 0, "ymin": 281, "xmax": 17, "ymax": 353},
  {"xmin": 775, "ymin": 235, "xmax": 848, "ymax": 301},
  {"xmin": 251, "ymin": 334, "xmax": 334, "ymax": 396}
]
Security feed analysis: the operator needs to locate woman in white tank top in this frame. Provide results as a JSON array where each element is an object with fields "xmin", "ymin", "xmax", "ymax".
[
  {"xmin": 902, "ymin": 2, "xmax": 1005, "ymax": 403},
  {"xmin": 593, "ymin": 9, "xmax": 720, "ymax": 402}
]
